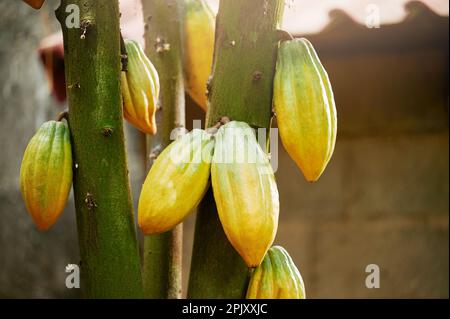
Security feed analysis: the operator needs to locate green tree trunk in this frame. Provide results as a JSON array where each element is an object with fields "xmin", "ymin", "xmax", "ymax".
[
  {"xmin": 141, "ymin": 0, "xmax": 185, "ymax": 299},
  {"xmin": 188, "ymin": 0, "xmax": 285, "ymax": 298},
  {"xmin": 56, "ymin": 0, "xmax": 143, "ymax": 298}
]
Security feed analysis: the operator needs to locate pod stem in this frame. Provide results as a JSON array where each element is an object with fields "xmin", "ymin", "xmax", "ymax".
[
  {"xmin": 120, "ymin": 32, "xmax": 128, "ymax": 72},
  {"xmin": 56, "ymin": 110, "xmax": 69, "ymax": 122},
  {"xmin": 277, "ymin": 29, "xmax": 295, "ymax": 42},
  {"xmin": 206, "ymin": 116, "xmax": 231, "ymax": 134}
]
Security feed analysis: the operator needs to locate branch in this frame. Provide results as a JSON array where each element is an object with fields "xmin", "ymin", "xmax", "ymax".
[{"xmin": 141, "ymin": 0, "xmax": 185, "ymax": 299}]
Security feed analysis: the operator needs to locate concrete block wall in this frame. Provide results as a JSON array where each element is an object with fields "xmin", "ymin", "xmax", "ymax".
[{"xmin": 275, "ymin": 133, "xmax": 448, "ymax": 298}]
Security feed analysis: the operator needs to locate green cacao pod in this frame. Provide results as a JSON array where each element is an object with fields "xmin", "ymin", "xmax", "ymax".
[
  {"xmin": 22, "ymin": 0, "xmax": 45, "ymax": 9},
  {"xmin": 20, "ymin": 121, "xmax": 73, "ymax": 231},
  {"xmin": 211, "ymin": 121, "xmax": 279, "ymax": 267},
  {"xmin": 274, "ymin": 38, "xmax": 337, "ymax": 182},
  {"xmin": 183, "ymin": 0, "xmax": 215, "ymax": 111},
  {"xmin": 246, "ymin": 246, "xmax": 306, "ymax": 299},
  {"xmin": 121, "ymin": 39, "xmax": 160, "ymax": 135},
  {"xmin": 138, "ymin": 129, "xmax": 214, "ymax": 234}
]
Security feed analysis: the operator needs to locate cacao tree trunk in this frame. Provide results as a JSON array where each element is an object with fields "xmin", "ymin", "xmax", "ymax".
[
  {"xmin": 141, "ymin": 0, "xmax": 185, "ymax": 299},
  {"xmin": 187, "ymin": 0, "xmax": 285, "ymax": 298},
  {"xmin": 56, "ymin": 0, "xmax": 143, "ymax": 298}
]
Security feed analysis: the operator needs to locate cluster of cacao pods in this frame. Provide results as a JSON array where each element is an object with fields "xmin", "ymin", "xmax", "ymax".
[
  {"xmin": 182, "ymin": 0, "xmax": 215, "ymax": 111},
  {"xmin": 246, "ymin": 246, "xmax": 306, "ymax": 299},
  {"xmin": 139, "ymin": 36, "xmax": 335, "ymax": 293},
  {"xmin": 274, "ymin": 38, "xmax": 337, "ymax": 182},
  {"xmin": 121, "ymin": 39, "xmax": 160, "ymax": 135},
  {"xmin": 18, "ymin": 0, "xmax": 331, "ymax": 301},
  {"xmin": 20, "ymin": 120, "xmax": 73, "ymax": 231},
  {"xmin": 138, "ymin": 120, "xmax": 278, "ymax": 268}
]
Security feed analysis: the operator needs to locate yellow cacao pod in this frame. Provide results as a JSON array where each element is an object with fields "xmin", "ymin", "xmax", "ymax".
[
  {"xmin": 20, "ymin": 121, "xmax": 73, "ymax": 231},
  {"xmin": 246, "ymin": 246, "xmax": 306, "ymax": 299},
  {"xmin": 274, "ymin": 38, "xmax": 337, "ymax": 182},
  {"xmin": 22, "ymin": 0, "xmax": 45, "ymax": 9},
  {"xmin": 183, "ymin": 0, "xmax": 215, "ymax": 111},
  {"xmin": 138, "ymin": 129, "xmax": 214, "ymax": 234},
  {"xmin": 121, "ymin": 39, "xmax": 160, "ymax": 135},
  {"xmin": 211, "ymin": 121, "xmax": 279, "ymax": 267}
]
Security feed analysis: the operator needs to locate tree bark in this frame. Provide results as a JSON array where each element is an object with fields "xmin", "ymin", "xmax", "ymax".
[
  {"xmin": 56, "ymin": 0, "xmax": 143, "ymax": 298},
  {"xmin": 141, "ymin": 0, "xmax": 185, "ymax": 299},
  {"xmin": 188, "ymin": 0, "xmax": 285, "ymax": 298}
]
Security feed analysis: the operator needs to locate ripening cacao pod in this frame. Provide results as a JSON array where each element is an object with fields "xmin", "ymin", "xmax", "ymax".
[
  {"xmin": 22, "ymin": 0, "xmax": 45, "ymax": 9},
  {"xmin": 138, "ymin": 129, "xmax": 214, "ymax": 234},
  {"xmin": 182, "ymin": 0, "xmax": 215, "ymax": 111},
  {"xmin": 121, "ymin": 39, "xmax": 160, "ymax": 135},
  {"xmin": 20, "ymin": 121, "xmax": 73, "ymax": 231},
  {"xmin": 273, "ymin": 38, "xmax": 337, "ymax": 182},
  {"xmin": 246, "ymin": 246, "xmax": 306, "ymax": 299},
  {"xmin": 211, "ymin": 121, "xmax": 279, "ymax": 267}
]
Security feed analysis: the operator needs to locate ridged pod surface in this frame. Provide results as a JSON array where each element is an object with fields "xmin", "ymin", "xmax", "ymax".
[
  {"xmin": 183, "ymin": 0, "xmax": 215, "ymax": 111},
  {"xmin": 20, "ymin": 121, "xmax": 73, "ymax": 231},
  {"xmin": 274, "ymin": 38, "xmax": 337, "ymax": 182},
  {"xmin": 22, "ymin": 0, "xmax": 45, "ymax": 9},
  {"xmin": 211, "ymin": 121, "xmax": 279, "ymax": 267},
  {"xmin": 121, "ymin": 39, "xmax": 160, "ymax": 135},
  {"xmin": 138, "ymin": 129, "xmax": 214, "ymax": 234},
  {"xmin": 246, "ymin": 246, "xmax": 306, "ymax": 299}
]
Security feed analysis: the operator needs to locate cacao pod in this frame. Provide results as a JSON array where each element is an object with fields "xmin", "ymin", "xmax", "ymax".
[
  {"xmin": 138, "ymin": 129, "xmax": 214, "ymax": 234},
  {"xmin": 273, "ymin": 38, "xmax": 337, "ymax": 182},
  {"xmin": 183, "ymin": 0, "xmax": 215, "ymax": 111},
  {"xmin": 22, "ymin": 0, "xmax": 45, "ymax": 9},
  {"xmin": 211, "ymin": 121, "xmax": 279, "ymax": 267},
  {"xmin": 20, "ymin": 121, "xmax": 73, "ymax": 231},
  {"xmin": 121, "ymin": 39, "xmax": 160, "ymax": 135},
  {"xmin": 246, "ymin": 246, "xmax": 306, "ymax": 299}
]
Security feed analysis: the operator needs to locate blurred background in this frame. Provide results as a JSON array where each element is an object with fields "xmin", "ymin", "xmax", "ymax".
[{"xmin": 0, "ymin": 0, "xmax": 448, "ymax": 298}]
